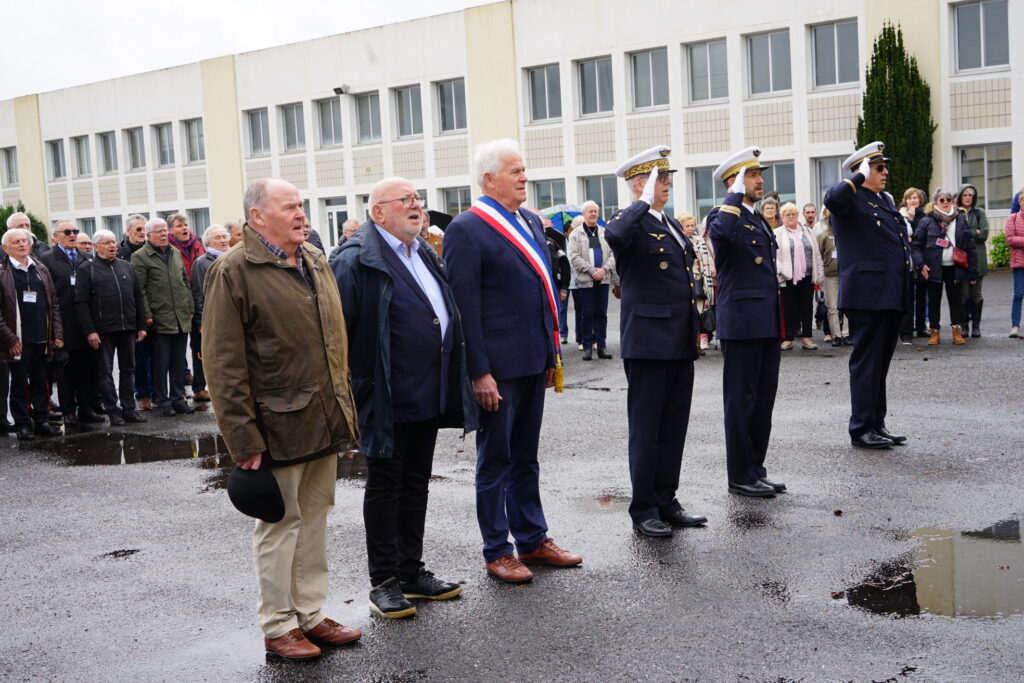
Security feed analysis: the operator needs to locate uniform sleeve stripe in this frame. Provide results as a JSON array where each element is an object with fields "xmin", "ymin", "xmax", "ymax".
[
  {"xmin": 843, "ymin": 179, "xmax": 856, "ymax": 192},
  {"xmin": 720, "ymin": 205, "xmax": 741, "ymax": 216}
]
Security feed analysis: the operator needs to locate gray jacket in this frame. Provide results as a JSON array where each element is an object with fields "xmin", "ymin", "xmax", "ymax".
[{"xmin": 567, "ymin": 224, "xmax": 618, "ymax": 288}]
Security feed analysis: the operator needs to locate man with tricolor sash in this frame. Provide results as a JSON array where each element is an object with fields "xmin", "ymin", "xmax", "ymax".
[{"xmin": 443, "ymin": 139, "xmax": 582, "ymax": 584}]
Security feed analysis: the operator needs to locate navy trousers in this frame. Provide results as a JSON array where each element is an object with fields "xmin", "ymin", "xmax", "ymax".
[
  {"xmin": 475, "ymin": 372, "xmax": 548, "ymax": 562},
  {"xmin": 844, "ymin": 309, "xmax": 902, "ymax": 436},
  {"xmin": 578, "ymin": 284, "xmax": 610, "ymax": 348},
  {"xmin": 623, "ymin": 359, "xmax": 693, "ymax": 523},
  {"xmin": 720, "ymin": 339, "xmax": 780, "ymax": 484}
]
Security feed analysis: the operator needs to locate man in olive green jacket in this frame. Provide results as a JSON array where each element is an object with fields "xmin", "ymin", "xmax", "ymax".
[
  {"xmin": 131, "ymin": 218, "xmax": 195, "ymax": 417},
  {"xmin": 202, "ymin": 178, "xmax": 361, "ymax": 661}
]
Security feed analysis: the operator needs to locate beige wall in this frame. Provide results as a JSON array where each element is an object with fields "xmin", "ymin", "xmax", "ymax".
[
  {"xmin": 200, "ymin": 56, "xmax": 245, "ymax": 223},
  {"xmin": 464, "ymin": 1, "xmax": 519, "ymax": 192},
  {"xmin": 13, "ymin": 95, "xmax": 47, "ymax": 227}
]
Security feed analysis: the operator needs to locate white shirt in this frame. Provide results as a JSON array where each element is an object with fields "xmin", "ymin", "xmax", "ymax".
[
  {"xmin": 374, "ymin": 225, "xmax": 450, "ymax": 336},
  {"xmin": 647, "ymin": 208, "xmax": 685, "ymax": 247},
  {"xmin": 940, "ymin": 216, "xmax": 956, "ymax": 267},
  {"xmin": 9, "ymin": 256, "xmax": 37, "ymax": 272}
]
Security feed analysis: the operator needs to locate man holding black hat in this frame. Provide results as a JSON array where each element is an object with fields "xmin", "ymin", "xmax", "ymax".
[
  {"xmin": 604, "ymin": 145, "xmax": 706, "ymax": 537},
  {"xmin": 824, "ymin": 142, "xmax": 912, "ymax": 449},
  {"xmin": 203, "ymin": 177, "xmax": 361, "ymax": 661}
]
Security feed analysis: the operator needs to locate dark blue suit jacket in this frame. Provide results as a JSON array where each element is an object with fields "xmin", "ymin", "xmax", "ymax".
[
  {"xmin": 707, "ymin": 193, "xmax": 781, "ymax": 340},
  {"xmin": 824, "ymin": 173, "xmax": 911, "ymax": 312},
  {"xmin": 604, "ymin": 200, "xmax": 698, "ymax": 360},
  {"xmin": 442, "ymin": 203, "xmax": 556, "ymax": 381}
]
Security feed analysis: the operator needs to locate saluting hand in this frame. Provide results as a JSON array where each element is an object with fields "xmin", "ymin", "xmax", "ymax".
[
  {"xmin": 729, "ymin": 165, "xmax": 747, "ymax": 194},
  {"xmin": 640, "ymin": 167, "xmax": 659, "ymax": 205},
  {"xmin": 858, "ymin": 158, "xmax": 871, "ymax": 178}
]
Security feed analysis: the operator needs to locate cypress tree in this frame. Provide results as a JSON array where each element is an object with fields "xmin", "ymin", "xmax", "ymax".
[
  {"xmin": 856, "ymin": 23, "xmax": 936, "ymax": 202},
  {"xmin": 0, "ymin": 201, "xmax": 50, "ymax": 244}
]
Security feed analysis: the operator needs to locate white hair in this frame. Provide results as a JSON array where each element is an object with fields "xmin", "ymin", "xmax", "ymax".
[
  {"xmin": 202, "ymin": 224, "xmax": 227, "ymax": 247},
  {"xmin": 145, "ymin": 217, "xmax": 167, "ymax": 234},
  {"xmin": 474, "ymin": 138, "xmax": 522, "ymax": 187},
  {"xmin": 55, "ymin": 218, "xmax": 76, "ymax": 230},
  {"xmin": 2, "ymin": 228, "xmax": 31, "ymax": 246},
  {"xmin": 92, "ymin": 229, "xmax": 117, "ymax": 244},
  {"xmin": 581, "ymin": 200, "xmax": 599, "ymax": 212},
  {"xmin": 5, "ymin": 212, "xmax": 29, "ymax": 229}
]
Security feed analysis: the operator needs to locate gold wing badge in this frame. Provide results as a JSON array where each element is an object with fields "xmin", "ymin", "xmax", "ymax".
[{"xmin": 648, "ymin": 233, "xmax": 667, "ymax": 240}]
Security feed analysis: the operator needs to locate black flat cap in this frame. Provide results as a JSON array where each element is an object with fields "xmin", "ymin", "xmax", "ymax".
[{"xmin": 227, "ymin": 465, "xmax": 285, "ymax": 523}]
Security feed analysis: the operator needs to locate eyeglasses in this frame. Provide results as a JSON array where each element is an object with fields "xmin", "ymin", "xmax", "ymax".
[
  {"xmin": 935, "ymin": 197, "xmax": 953, "ymax": 204},
  {"xmin": 872, "ymin": 164, "xmax": 888, "ymax": 172},
  {"xmin": 377, "ymin": 194, "xmax": 424, "ymax": 209},
  {"xmin": 59, "ymin": 229, "xmax": 81, "ymax": 236}
]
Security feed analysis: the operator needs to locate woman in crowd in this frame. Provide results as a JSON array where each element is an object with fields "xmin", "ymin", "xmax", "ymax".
[
  {"xmin": 911, "ymin": 189, "xmax": 978, "ymax": 345},
  {"xmin": 1004, "ymin": 187, "xmax": 1024, "ymax": 338},
  {"xmin": 761, "ymin": 197, "xmax": 780, "ymax": 230},
  {"xmin": 678, "ymin": 211, "xmax": 716, "ymax": 352},
  {"xmin": 956, "ymin": 184, "xmax": 989, "ymax": 337},
  {"xmin": 774, "ymin": 203, "xmax": 823, "ymax": 350},
  {"xmin": 899, "ymin": 188, "xmax": 930, "ymax": 339},
  {"xmin": 816, "ymin": 208, "xmax": 847, "ymax": 346}
]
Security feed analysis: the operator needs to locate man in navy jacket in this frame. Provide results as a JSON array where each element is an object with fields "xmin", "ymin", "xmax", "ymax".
[{"xmin": 443, "ymin": 139, "xmax": 582, "ymax": 584}]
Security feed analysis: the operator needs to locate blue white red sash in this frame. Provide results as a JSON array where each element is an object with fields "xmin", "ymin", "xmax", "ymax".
[{"xmin": 468, "ymin": 196, "xmax": 560, "ymax": 347}]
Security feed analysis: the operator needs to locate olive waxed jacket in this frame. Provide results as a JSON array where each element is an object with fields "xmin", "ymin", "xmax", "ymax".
[
  {"xmin": 130, "ymin": 241, "xmax": 194, "ymax": 334},
  {"xmin": 201, "ymin": 227, "xmax": 358, "ymax": 465}
]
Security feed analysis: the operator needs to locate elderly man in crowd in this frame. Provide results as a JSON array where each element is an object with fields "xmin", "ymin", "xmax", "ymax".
[
  {"xmin": 443, "ymin": 139, "xmax": 582, "ymax": 584},
  {"xmin": 0, "ymin": 228, "xmax": 64, "ymax": 440},
  {"xmin": 118, "ymin": 214, "xmax": 154, "ymax": 409},
  {"xmin": 167, "ymin": 213, "xmax": 205, "ymax": 398},
  {"xmin": 225, "ymin": 220, "xmax": 244, "ymax": 248},
  {"xmin": 204, "ymin": 177, "xmax": 361, "ymax": 660},
  {"xmin": 131, "ymin": 218, "xmax": 195, "ymax": 418},
  {"xmin": 188, "ymin": 224, "xmax": 229, "ymax": 404},
  {"xmin": 76, "ymin": 233, "xmax": 93, "ymax": 254},
  {"xmin": 43, "ymin": 219, "xmax": 102, "ymax": 428},
  {"xmin": 74, "ymin": 230, "xmax": 148, "ymax": 426},
  {"xmin": 332, "ymin": 176, "xmax": 476, "ymax": 618},
  {"xmin": 567, "ymin": 200, "xmax": 616, "ymax": 361}
]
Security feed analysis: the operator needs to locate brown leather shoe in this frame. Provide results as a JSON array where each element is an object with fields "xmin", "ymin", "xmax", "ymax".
[
  {"xmin": 927, "ymin": 329, "xmax": 940, "ymax": 345},
  {"xmin": 485, "ymin": 554, "xmax": 533, "ymax": 583},
  {"xmin": 951, "ymin": 325, "xmax": 966, "ymax": 345},
  {"xmin": 264, "ymin": 628, "xmax": 322, "ymax": 660},
  {"xmin": 517, "ymin": 537, "xmax": 583, "ymax": 567},
  {"xmin": 137, "ymin": 398, "xmax": 153, "ymax": 410},
  {"xmin": 192, "ymin": 389, "xmax": 211, "ymax": 402},
  {"xmin": 303, "ymin": 617, "xmax": 361, "ymax": 646}
]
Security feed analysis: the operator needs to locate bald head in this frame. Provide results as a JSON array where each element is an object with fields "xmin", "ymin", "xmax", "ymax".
[
  {"xmin": 244, "ymin": 177, "xmax": 305, "ymax": 254},
  {"xmin": 369, "ymin": 176, "xmax": 423, "ymax": 246}
]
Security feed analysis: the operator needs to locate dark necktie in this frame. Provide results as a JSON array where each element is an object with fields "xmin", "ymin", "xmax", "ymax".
[
  {"xmin": 661, "ymin": 215, "xmax": 684, "ymax": 247},
  {"xmin": 69, "ymin": 250, "xmax": 78, "ymax": 266}
]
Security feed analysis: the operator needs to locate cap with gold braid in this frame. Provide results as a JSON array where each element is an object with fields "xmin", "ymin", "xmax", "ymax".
[
  {"xmin": 713, "ymin": 146, "xmax": 767, "ymax": 184},
  {"xmin": 615, "ymin": 145, "xmax": 676, "ymax": 180},
  {"xmin": 843, "ymin": 141, "xmax": 890, "ymax": 171}
]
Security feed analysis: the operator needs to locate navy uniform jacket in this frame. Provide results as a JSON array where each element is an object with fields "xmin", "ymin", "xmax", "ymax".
[
  {"xmin": 443, "ymin": 205, "xmax": 556, "ymax": 380},
  {"xmin": 604, "ymin": 200, "xmax": 698, "ymax": 360},
  {"xmin": 706, "ymin": 193, "xmax": 780, "ymax": 340},
  {"xmin": 823, "ymin": 173, "xmax": 911, "ymax": 312}
]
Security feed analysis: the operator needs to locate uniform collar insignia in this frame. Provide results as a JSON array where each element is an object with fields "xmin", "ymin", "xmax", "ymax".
[{"xmin": 648, "ymin": 233, "xmax": 667, "ymax": 240}]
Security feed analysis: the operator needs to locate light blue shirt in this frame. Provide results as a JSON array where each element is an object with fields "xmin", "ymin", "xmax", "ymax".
[{"xmin": 374, "ymin": 225, "xmax": 450, "ymax": 337}]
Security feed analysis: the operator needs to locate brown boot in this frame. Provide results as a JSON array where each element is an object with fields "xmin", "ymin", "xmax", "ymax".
[
  {"xmin": 927, "ymin": 329, "xmax": 940, "ymax": 345},
  {"xmin": 264, "ymin": 628, "xmax": 322, "ymax": 660},
  {"xmin": 951, "ymin": 325, "xmax": 966, "ymax": 345}
]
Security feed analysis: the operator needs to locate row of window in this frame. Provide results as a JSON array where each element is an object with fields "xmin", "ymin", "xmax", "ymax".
[
  {"xmin": 65, "ymin": 208, "xmax": 212, "ymax": 240},
  {"xmin": 43, "ymin": 119, "xmax": 205, "ymax": 181}
]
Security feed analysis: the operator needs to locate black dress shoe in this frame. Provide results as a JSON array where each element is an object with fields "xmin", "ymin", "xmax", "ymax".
[
  {"xmin": 122, "ymin": 410, "xmax": 148, "ymax": 424},
  {"xmin": 62, "ymin": 414, "xmax": 79, "ymax": 428},
  {"xmin": 172, "ymin": 401, "xmax": 195, "ymax": 415},
  {"xmin": 16, "ymin": 424, "xmax": 34, "ymax": 441},
  {"xmin": 78, "ymin": 410, "xmax": 106, "ymax": 424},
  {"xmin": 35, "ymin": 422, "xmax": 62, "ymax": 438},
  {"xmin": 876, "ymin": 427, "xmax": 906, "ymax": 444},
  {"xmin": 661, "ymin": 509, "xmax": 707, "ymax": 527},
  {"xmin": 633, "ymin": 518, "xmax": 673, "ymax": 537},
  {"xmin": 160, "ymin": 405, "xmax": 177, "ymax": 417},
  {"xmin": 916, "ymin": 330, "xmax": 930, "ymax": 338},
  {"xmin": 758, "ymin": 477, "xmax": 786, "ymax": 492},
  {"xmin": 0, "ymin": 420, "xmax": 15, "ymax": 433},
  {"xmin": 831, "ymin": 337, "xmax": 843, "ymax": 347},
  {"xmin": 108, "ymin": 412, "xmax": 126, "ymax": 427},
  {"xmin": 728, "ymin": 481, "xmax": 776, "ymax": 497},
  {"xmin": 582, "ymin": 346, "xmax": 593, "ymax": 361},
  {"xmin": 850, "ymin": 430, "xmax": 894, "ymax": 449},
  {"xmin": 597, "ymin": 347, "xmax": 613, "ymax": 359}
]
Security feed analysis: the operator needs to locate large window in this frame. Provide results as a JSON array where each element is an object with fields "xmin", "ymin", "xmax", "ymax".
[
  {"xmin": 280, "ymin": 103, "xmax": 305, "ymax": 152},
  {"xmin": 581, "ymin": 175, "xmax": 618, "ymax": 221},
  {"xmin": 394, "ymin": 85, "xmax": 423, "ymax": 138},
  {"xmin": 531, "ymin": 180, "xmax": 566, "ymax": 209},
  {"xmin": 955, "ymin": 0, "xmax": 1009, "ymax": 71},
  {"xmin": 692, "ymin": 167, "xmax": 724, "ymax": 221},
  {"xmin": 437, "ymin": 79, "xmax": 467, "ymax": 132},
  {"xmin": 103, "ymin": 215, "xmax": 123, "ymax": 239},
  {"xmin": 188, "ymin": 208, "xmax": 211, "ymax": 233},
  {"xmin": 1, "ymin": 147, "xmax": 17, "ymax": 186},
  {"xmin": 154, "ymin": 123, "xmax": 174, "ymax": 167},
  {"xmin": 247, "ymin": 108, "xmax": 271, "ymax": 156},
  {"xmin": 528, "ymin": 65, "xmax": 561, "ymax": 121},
  {"xmin": 72, "ymin": 135, "xmax": 91, "ymax": 177},
  {"xmin": 47, "ymin": 140, "xmax": 66, "ymax": 180},
  {"xmin": 317, "ymin": 98, "xmax": 343, "ymax": 147},
  {"xmin": 77, "ymin": 217, "xmax": 96, "ymax": 235},
  {"xmin": 814, "ymin": 156, "xmax": 845, "ymax": 205},
  {"xmin": 813, "ymin": 20, "xmax": 859, "ymax": 87},
  {"xmin": 183, "ymin": 118, "xmax": 205, "ymax": 163},
  {"xmin": 759, "ymin": 161, "xmax": 796, "ymax": 204},
  {"xmin": 578, "ymin": 57, "xmax": 614, "ymax": 115},
  {"xmin": 748, "ymin": 30, "xmax": 791, "ymax": 95},
  {"xmin": 98, "ymin": 132, "xmax": 118, "ymax": 174},
  {"xmin": 443, "ymin": 186, "xmax": 472, "ymax": 216},
  {"xmin": 959, "ymin": 143, "xmax": 1012, "ymax": 210},
  {"xmin": 688, "ymin": 39, "xmax": 728, "ymax": 102},
  {"xmin": 631, "ymin": 48, "xmax": 669, "ymax": 109},
  {"xmin": 356, "ymin": 92, "xmax": 382, "ymax": 142},
  {"xmin": 126, "ymin": 127, "xmax": 146, "ymax": 170}
]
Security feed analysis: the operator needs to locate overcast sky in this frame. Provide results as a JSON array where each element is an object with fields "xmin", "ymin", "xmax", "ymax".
[{"xmin": 1, "ymin": 0, "xmax": 487, "ymax": 101}]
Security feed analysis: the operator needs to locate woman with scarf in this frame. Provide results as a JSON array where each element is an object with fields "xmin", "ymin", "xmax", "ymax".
[
  {"xmin": 956, "ymin": 184, "xmax": 989, "ymax": 337},
  {"xmin": 774, "ymin": 202, "xmax": 824, "ymax": 350},
  {"xmin": 911, "ymin": 189, "xmax": 978, "ymax": 346},
  {"xmin": 678, "ymin": 211, "xmax": 716, "ymax": 352},
  {"xmin": 188, "ymin": 225, "xmax": 230, "ymax": 402}
]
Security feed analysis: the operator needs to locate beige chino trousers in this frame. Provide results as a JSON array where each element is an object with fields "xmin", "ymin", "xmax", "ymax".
[
  {"xmin": 254, "ymin": 454, "xmax": 337, "ymax": 639},
  {"xmin": 823, "ymin": 275, "xmax": 847, "ymax": 338}
]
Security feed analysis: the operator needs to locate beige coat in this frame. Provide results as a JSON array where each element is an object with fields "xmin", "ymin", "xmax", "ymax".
[
  {"xmin": 201, "ymin": 227, "xmax": 358, "ymax": 464},
  {"xmin": 774, "ymin": 225, "xmax": 824, "ymax": 286}
]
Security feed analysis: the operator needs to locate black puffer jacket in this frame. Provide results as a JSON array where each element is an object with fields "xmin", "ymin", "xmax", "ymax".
[
  {"xmin": 117, "ymin": 235, "xmax": 145, "ymax": 261},
  {"xmin": 74, "ymin": 255, "xmax": 147, "ymax": 335}
]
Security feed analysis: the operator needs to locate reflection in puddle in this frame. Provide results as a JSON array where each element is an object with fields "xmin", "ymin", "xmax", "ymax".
[
  {"xmin": 579, "ymin": 490, "xmax": 631, "ymax": 513},
  {"xmin": 845, "ymin": 519, "xmax": 1024, "ymax": 619}
]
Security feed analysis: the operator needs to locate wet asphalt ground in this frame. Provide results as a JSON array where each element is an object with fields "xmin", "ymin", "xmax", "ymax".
[{"xmin": 1, "ymin": 271, "xmax": 1022, "ymax": 682}]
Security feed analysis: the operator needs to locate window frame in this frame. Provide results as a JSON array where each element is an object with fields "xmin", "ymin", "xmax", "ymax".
[
  {"xmin": 953, "ymin": 0, "xmax": 1010, "ymax": 73},
  {"xmin": 530, "ymin": 179, "xmax": 567, "ymax": 209},
  {"xmin": 315, "ymin": 97, "xmax": 343, "ymax": 148},
  {"xmin": 279, "ymin": 102, "xmax": 306, "ymax": 153},
  {"xmin": 746, "ymin": 29, "xmax": 792, "ymax": 97},
  {"xmin": 97, "ymin": 131, "xmax": 118, "ymax": 175},
  {"xmin": 957, "ymin": 142, "xmax": 1013, "ymax": 211},
  {"xmin": 153, "ymin": 123, "xmax": 175, "ymax": 168},
  {"xmin": 442, "ymin": 186, "xmax": 472, "ymax": 216},
  {"xmin": 810, "ymin": 19, "xmax": 860, "ymax": 90},
  {"xmin": 188, "ymin": 207, "xmax": 211, "ymax": 233},
  {"xmin": 77, "ymin": 217, "xmax": 96, "ymax": 235},
  {"xmin": 436, "ymin": 78, "xmax": 467, "ymax": 134},
  {"xmin": 580, "ymin": 175, "xmax": 619, "ymax": 221},
  {"xmin": 393, "ymin": 85, "xmax": 424, "ymax": 139},
  {"xmin": 686, "ymin": 38, "xmax": 729, "ymax": 104},
  {"xmin": 125, "ymin": 127, "xmax": 146, "ymax": 171},
  {"xmin": 577, "ymin": 56, "xmax": 614, "ymax": 117},
  {"xmin": 246, "ymin": 108, "xmax": 271, "ymax": 157},
  {"xmin": 355, "ymin": 91, "xmax": 382, "ymax": 144},
  {"xmin": 71, "ymin": 135, "xmax": 91, "ymax": 178},
  {"xmin": 813, "ymin": 156, "xmax": 846, "ymax": 206},
  {"xmin": 630, "ymin": 47, "xmax": 670, "ymax": 111},
  {"xmin": 182, "ymin": 118, "xmax": 206, "ymax": 164},
  {"xmin": 526, "ymin": 64, "xmax": 562, "ymax": 123},
  {"xmin": 1, "ymin": 147, "xmax": 18, "ymax": 186},
  {"xmin": 47, "ymin": 139, "xmax": 66, "ymax": 181},
  {"xmin": 102, "ymin": 215, "xmax": 124, "ymax": 239},
  {"xmin": 759, "ymin": 160, "xmax": 797, "ymax": 205}
]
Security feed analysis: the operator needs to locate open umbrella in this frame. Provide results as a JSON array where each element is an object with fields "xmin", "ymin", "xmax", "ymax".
[{"xmin": 427, "ymin": 210, "xmax": 453, "ymax": 231}]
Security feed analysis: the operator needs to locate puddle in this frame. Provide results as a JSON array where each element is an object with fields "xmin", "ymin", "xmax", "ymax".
[
  {"xmin": 579, "ymin": 490, "xmax": 632, "ymax": 513},
  {"xmin": 843, "ymin": 519, "xmax": 1024, "ymax": 619}
]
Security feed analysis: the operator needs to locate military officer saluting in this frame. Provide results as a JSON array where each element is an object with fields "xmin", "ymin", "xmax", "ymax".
[
  {"xmin": 604, "ymin": 145, "xmax": 707, "ymax": 537},
  {"xmin": 706, "ymin": 146, "xmax": 785, "ymax": 498},
  {"xmin": 823, "ymin": 142, "xmax": 911, "ymax": 449}
]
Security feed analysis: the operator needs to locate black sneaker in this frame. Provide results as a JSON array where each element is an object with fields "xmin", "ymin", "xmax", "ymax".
[
  {"xmin": 400, "ymin": 569, "xmax": 462, "ymax": 601},
  {"xmin": 369, "ymin": 578, "xmax": 416, "ymax": 618}
]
